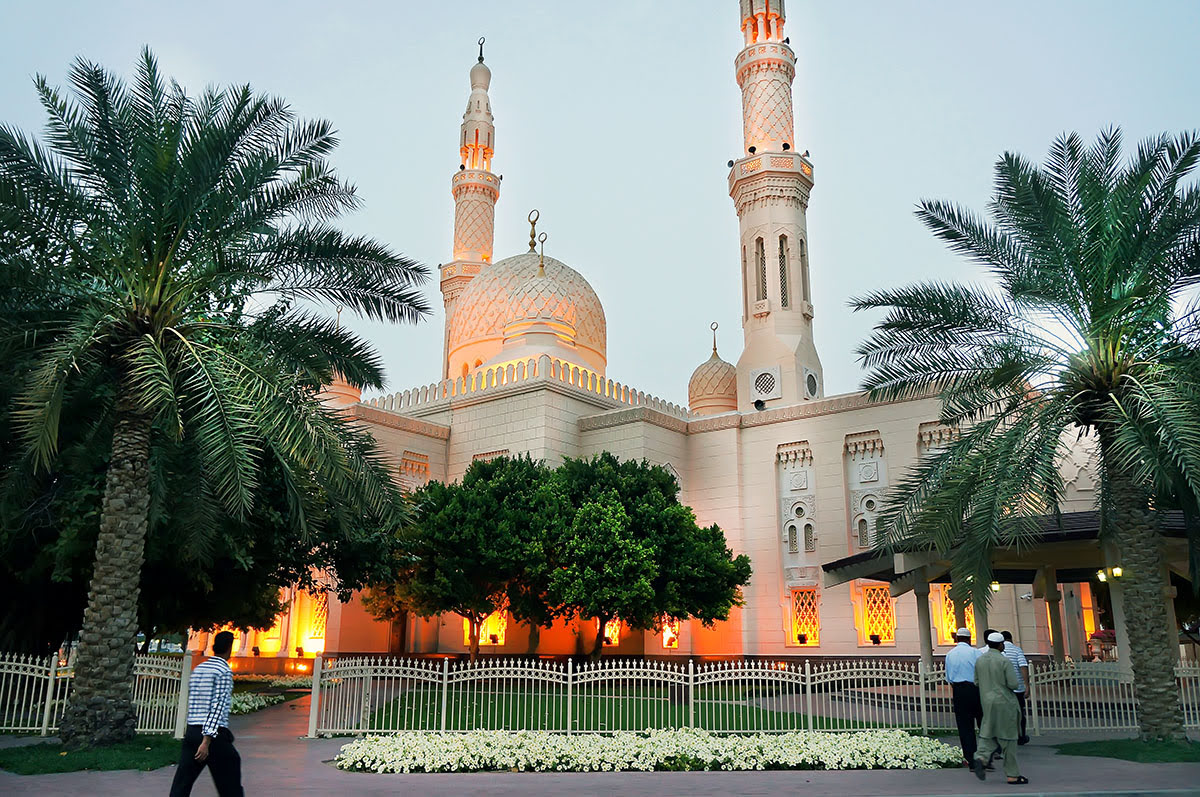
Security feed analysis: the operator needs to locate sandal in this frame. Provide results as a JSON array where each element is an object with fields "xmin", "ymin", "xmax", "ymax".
[{"xmin": 1007, "ymin": 776, "xmax": 1029, "ymax": 785}]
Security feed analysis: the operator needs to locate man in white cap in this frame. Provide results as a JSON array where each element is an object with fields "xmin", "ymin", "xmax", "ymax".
[
  {"xmin": 944, "ymin": 627, "xmax": 983, "ymax": 767},
  {"xmin": 973, "ymin": 631, "xmax": 1026, "ymax": 784}
]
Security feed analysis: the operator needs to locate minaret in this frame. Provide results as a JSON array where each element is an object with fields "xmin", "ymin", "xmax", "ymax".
[
  {"xmin": 729, "ymin": 0, "xmax": 823, "ymax": 409},
  {"xmin": 441, "ymin": 38, "xmax": 501, "ymax": 379}
]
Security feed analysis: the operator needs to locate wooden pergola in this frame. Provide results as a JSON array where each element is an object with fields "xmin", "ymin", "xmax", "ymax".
[{"xmin": 821, "ymin": 511, "xmax": 1192, "ymax": 669}]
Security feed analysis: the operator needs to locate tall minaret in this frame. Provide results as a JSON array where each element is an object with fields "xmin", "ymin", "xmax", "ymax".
[
  {"xmin": 729, "ymin": 0, "xmax": 823, "ymax": 409},
  {"xmin": 440, "ymin": 38, "xmax": 501, "ymax": 379}
]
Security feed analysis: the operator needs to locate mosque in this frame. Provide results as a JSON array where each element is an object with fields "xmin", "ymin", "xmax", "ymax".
[{"xmin": 193, "ymin": 0, "xmax": 1147, "ymax": 670}]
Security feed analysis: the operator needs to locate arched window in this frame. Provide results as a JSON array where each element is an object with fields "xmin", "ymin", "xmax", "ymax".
[
  {"xmin": 787, "ymin": 524, "xmax": 799, "ymax": 554},
  {"xmin": 857, "ymin": 517, "xmax": 870, "ymax": 548},
  {"xmin": 741, "ymin": 245, "xmax": 749, "ymax": 319},
  {"xmin": 799, "ymin": 238, "xmax": 811, "ymax": 302},
  {"xmin": 755, "ymin": 237, "xmax": 767, "ymax": 301},
  {"xmin": 778, "ymin": 235, "xmax": 790, "ymax": 308}
]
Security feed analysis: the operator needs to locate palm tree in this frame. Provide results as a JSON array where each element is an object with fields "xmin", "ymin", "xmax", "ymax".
[
  {"xmin": 0, "ymin": 50, "xmax": 428, "ymax": 747},
  {"xmin": 853, "ymin": 129, "xmax": 1200, "ymax": 741}
]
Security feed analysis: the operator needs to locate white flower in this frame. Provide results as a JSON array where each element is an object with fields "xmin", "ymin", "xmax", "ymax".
[{"xmin": 333, "ymin": 728, "xmax": 960, "ymax": 774}]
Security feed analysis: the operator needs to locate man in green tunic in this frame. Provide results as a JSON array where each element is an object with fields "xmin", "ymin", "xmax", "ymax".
[{"xmin": 973, "ymin": 631, "xmax": 1027, "ymax": 784}]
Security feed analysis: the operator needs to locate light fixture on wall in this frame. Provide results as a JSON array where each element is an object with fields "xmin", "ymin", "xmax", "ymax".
[
  {"xmin": 989, "ymin": 581, "xmax": 1001, "ymax": 592},
  {"xmin": 869, "ymin": 633, "xmax": 882, "ymax": 646},
  {"xmin": 1111, "ymin": 566, "xmax": 1123, "ymax": 578}
]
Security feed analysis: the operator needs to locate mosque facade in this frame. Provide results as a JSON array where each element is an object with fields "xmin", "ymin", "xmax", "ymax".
[{"xmin": 193, "ymin": 1, "xmax": 1107, "ymax": 668}]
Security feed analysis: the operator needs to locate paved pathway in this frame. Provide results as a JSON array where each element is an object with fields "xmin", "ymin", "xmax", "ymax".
[{"xmin": 2, "ymin": 695, "xmax": 1198, "ymax": 796}]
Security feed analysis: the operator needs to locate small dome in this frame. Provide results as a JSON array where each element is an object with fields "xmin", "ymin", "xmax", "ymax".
[
  {"xmin": 689, "ymin": 351, "xmax": 737, "ymax": 416},
  {"xmin": 470, "ymin": 60, "xmax": 491, "ymax": 91}
]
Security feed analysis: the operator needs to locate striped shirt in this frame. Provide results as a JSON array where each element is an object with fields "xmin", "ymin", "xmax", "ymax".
[
  {"xmin": 1002, "ymin": 642, "xmax": 1029, "ymax": 692},
  {"xmin": 186, "ymin": 656, "xmax": 233, "ymax": 736}
]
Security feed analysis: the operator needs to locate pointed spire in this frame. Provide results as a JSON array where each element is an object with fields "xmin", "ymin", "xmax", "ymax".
[{"xmin": 527, "ymin": 209, "xmax": 539, "ymax": 252}]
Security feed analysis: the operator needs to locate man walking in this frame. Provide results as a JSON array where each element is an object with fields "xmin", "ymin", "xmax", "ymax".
[
  {"xmin": 944, "ymin": 627, "xmax": 982, "ymax": 768},
  {"xmin": 170, "ymin": 631, "xmax": 244, "ymax": 796},
  {"xmin": 973, "ymin": 631, "xmax": 1027, "ymax": 785},
  {"xmin": 1001, "ymin": 630, "xmax": 1031, "ymax": 744}
]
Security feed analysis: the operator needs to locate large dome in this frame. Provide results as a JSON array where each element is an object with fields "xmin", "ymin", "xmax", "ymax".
[{"xmin": 447, "ymin": 251, "xmax": 606, "ymax": 377}]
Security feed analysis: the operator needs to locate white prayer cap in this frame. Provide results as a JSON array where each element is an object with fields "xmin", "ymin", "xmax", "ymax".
[
  {"xmin": 987, "ymin": 631, "xmax": 1005, "ymax": 644},
  {"xmin": 955, "ymin": 627, "xmax": 972, "ymax": 638}
]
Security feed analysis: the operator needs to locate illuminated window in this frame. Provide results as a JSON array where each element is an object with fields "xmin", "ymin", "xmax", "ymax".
[
  {"xmin": 787, "ymin": 524, "xmax": 799, "ymax": 554},
  {"xmin": 790, "ymin": 588, "xmax": 820, "ymax": 646},
  {"xmin": 861, "ymin": 584, "xmax": 896, "ymax": 645},
  {"xmin": 463, "ymin": 610, "xmax": 507, "ymax": 646},
  {"xmin": 937, "ymin": 587, "xmax": 976, "ymax": 645},
  {"xmin": 778, "ymin": 235, "xmax": 790, "ymax": 308},
  {"xmin": 596, "ymin": 618, "xmax": 621, "ymax": 646},
  {"xmin": 309, "ymin": 592, "xmax": 328, "ymax": 640},
  {"xmin": 755, "ymin": 237, "xmax": 767, "ymax": 301},
  {"xmin": 661, "ymin": 618, "xmax": 681, "ymax": 649}
]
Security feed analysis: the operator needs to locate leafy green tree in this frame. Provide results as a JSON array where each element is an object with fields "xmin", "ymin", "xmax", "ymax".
[
  {"xmin": 0, "ymin": 50, "xmax": 426, "ymax": 746},
  {"xmin": 550, "ymin": 490, "xmax": 656, "ymax": 660},
  {"xmin": 366, "ymin": 456, "xmax": 561, "ymax": 662},
  {"xmin": 853, "ymin": 129, "xmax": 1200, "ymax": 740},
  {"xmin": 553, "ymin": 454, "xmax": 752, "ymax": 661}
]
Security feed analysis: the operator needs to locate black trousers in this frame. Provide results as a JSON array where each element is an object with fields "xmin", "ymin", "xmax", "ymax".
[
  {"xmin": 169, "ymin": 725, "xmax": 244, "ymax": 797},
  {"xmin": 950, "ymin": 681, "xmax": 983, "ymax": 762},
  {"xmin": 1015, "ymin": 690, "xmax": 1028, "ymax": 740}
]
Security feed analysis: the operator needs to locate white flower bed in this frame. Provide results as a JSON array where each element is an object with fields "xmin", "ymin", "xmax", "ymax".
[
  {"xmin": 232, "ymin": 674, "xmax": 312, "ymax": 688},
  {"xmin": 230, "ymin": 692, "xmax": 286, "ymax": 714},
  {"xmin": 335, "ymin": 728, "xmax": 960, "ymax": 773}
]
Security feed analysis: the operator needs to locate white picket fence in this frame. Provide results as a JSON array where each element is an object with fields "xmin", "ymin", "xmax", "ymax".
[
  {"xmin": 0, "ymin": 651, "xmax": 191, "ymax": 736},
  {"xmin": 307, "ymin": 655, "xmax": 1200, "ymax": 738}
]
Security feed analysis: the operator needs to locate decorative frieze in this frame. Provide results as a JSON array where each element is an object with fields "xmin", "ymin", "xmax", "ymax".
[
  {"xmin": 845, "ymin": 430, "xmax": 884, "ymax": 460},
  {"xmin": 918, "ymin": 420, "xmax": 958, "ymax": 451}
]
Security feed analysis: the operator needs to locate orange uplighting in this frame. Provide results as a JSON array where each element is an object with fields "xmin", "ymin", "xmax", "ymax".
[
  {"xmin": 860, "ymin": 584, "xmax": 896, "ymax": 645},
  {"xmin": 661, "ymin": 618, "xmax": 681, "ymax": 649},
  {"xmin": 938, "ymin": 587, "xmax": 976, "ymax": 645},
  {"xmin": 464, "ymin": 610, "xmax": 507, "ymax": 646},
  {"xmin": 597, "ymin": 618, "xmax": 621, "ymax": 646}
]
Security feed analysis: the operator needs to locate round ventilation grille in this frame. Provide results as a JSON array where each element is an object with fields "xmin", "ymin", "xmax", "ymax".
[{"xmin": 754, "ymin": 371, "xmax": 776, "ymax": 395}]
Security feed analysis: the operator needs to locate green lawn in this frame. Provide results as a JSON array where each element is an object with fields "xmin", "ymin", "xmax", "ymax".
[
  {"xmin": 353, "ymin": 684, "xmax": 908, "ymax": 733},
  {"xmin": 0, "ymin": 735, "xmax": 180, "ymax": 775},
  {"xmin": 1054, "ymin": 738, "xmax": 1200, "ymax": 763}
]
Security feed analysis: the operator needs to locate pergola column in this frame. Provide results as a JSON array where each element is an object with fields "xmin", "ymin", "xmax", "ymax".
[
  {"xmin": 277, "ymin": 587, "xmax": 297, "ymax": 658},
  {"xmin": 913, "ymin": 570, "xmax": 934, "ymax": 672},
  {"xmin": 1041, "ymin": 567, "xmax": 1066, "ymax": 661},
  {"xmin": 1063, "ymin": 584, "xmax": 1086, "ymax": 660}
]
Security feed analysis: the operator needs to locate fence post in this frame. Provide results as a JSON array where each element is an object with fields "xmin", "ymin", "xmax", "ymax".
[
  {"xmin": 566, "ymin": 658, "xmax": 573, "ymax": 735},
  {"xmin": 173, "ymin": 651, "xmax": 193, "ymax": 740},
  {"xmin": 439, "ymin": 657, "xmax": 449, "ymax": 732},
  {"xmin": 1029, "ymin": 662, "xmax": 1041, "ymax": 737},
  {"xmin": 39, "ymin": 655, "xmax": 58, "ymax": 737},
  {"xmin": 918, "ymin": 658, "xmax": 928, "ymax": 735},
  {"xmin": 687, "ymin": 659, "xmax": 695, "ymax": 729},
  {"xmin": 804, "ymin": 660, "xmax": 813, "ymax": 731},
  {"xmin": 306, "ymin": 655, "xmax": 323, "ymax": 739}
]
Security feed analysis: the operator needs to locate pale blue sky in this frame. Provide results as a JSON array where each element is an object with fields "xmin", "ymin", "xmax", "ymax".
[{"xmin": 2, "ymin": 1, "xmax": 1197, "ymax": 403}]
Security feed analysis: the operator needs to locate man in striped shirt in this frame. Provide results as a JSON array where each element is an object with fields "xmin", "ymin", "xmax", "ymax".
[
  {"xmin": 1001, "ymin": 630, "xmax": 1031, "ymax": 745},
  {"xmin": 170, "ymin": 630, "xmax": 243, "ymax": 796}
]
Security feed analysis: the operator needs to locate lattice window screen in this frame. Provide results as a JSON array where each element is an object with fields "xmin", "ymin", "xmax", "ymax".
[
  {"xmin": 857, "ymin": 517, "xmax": 871, "ymax": 548},
  {"xmin": 787, "ymin": 525, "xmax": 799, "ymax": 554},
  {"xmin": 755, "ymin": 238, "xmax": 767, "ymax": 301},
  {"xmin": 862, "ymin": 584, "xmax": 896, "ymax": 643},
  {"xmin": 939, "ymin": 588, "xmax": 976, "ymax": 645},
  {"xmin": 778, "ymin": 235, "xmax": 790, "ymax": 308},
  {"xmin": 804, "ymin": 522, "xmax": 816, "ymax": 552},
  {"xmin": 791, "ymin": 588, "xmax": 820, "ymax": 645},
  {"xmin": 309, "ymin": 592, "xmax": 328, "ymax": 640}
]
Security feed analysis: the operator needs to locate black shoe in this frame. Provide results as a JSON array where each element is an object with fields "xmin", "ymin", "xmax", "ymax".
[
  {"xmin": 1017, "ymin": 735, "xmax": 1030, "ymax": 746},
  {"xmin": 972, "ymin": 759, "xmax": 987, "ymax": 781}
]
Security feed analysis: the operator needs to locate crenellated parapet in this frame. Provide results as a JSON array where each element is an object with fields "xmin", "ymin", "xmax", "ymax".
[{"xmin": 362, "ymin": 354, "xmax": 689, "ymax": 420}]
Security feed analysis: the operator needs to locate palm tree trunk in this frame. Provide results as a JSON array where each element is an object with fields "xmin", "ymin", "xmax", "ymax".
[
  {"xmin": 58, "ymin": 404, "xmax": 152, "ymax": 748},
  {"xmin": 1101, "ymin": 436, "xmax": 1186, "ymax": 741}
]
